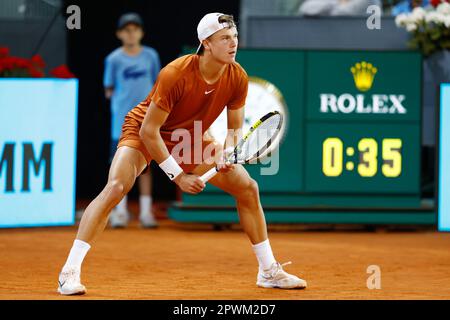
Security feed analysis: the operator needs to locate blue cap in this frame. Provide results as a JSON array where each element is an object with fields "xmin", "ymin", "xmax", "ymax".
[{"xmin": 117, "ymin": 13, "xmax": 143, "ymax": 30}]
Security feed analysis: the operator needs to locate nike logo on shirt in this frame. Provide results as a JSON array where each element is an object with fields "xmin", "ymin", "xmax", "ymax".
[{"xmin": 205, "ymin": 89, "xmax": 215, "ymax": 95}]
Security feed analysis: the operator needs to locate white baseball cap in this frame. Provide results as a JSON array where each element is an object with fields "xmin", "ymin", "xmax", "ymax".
[{"xmin": 196, "ymin": 13, "xmax": 235, "ymax": 54}]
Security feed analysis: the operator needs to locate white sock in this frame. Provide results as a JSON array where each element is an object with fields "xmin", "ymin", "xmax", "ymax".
[
  {"xmin": 139, "ymin": 195, "xmax": 153, "ymax": 217},
  {"xmin": 252, "ymin": 239, "xmax": 276, "ymax": 271},
  {"xmin": 116, "ymin": 195, "xmax": 127, "ymax": 212},
  {"xmin": 63, "ymin": 239, "xmax": 91, "ymax": 270}
]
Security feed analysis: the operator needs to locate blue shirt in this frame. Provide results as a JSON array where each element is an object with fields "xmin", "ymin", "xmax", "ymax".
[{"xmin": 103, "ymin": 46, "xmax": 160, "ymax": 139}]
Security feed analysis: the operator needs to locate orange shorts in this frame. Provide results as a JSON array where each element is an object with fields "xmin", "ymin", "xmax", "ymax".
[{"xmin": 117, "ymin": 116, "xmax": 220, "ymax": 173}]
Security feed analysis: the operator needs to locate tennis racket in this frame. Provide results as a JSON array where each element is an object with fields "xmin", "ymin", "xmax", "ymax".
[{"xmin": 200, "ymin": 111, "xmax": 284, "ymax": 183}]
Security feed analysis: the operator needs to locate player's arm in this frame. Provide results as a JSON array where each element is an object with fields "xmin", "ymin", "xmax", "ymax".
[
  {"xmin": 104, "ymin": 87, "xmax": 114, "ymax": 99},
  {"xmin": 103, "ymin": 56, "xmax": 115, "ymax": 100},
  {"xmin": 139, "ymin": 102, "xmax": 171, "ymax": 163},
  {"xmin": 139, "ymin": 102, "xmax": 205, "ymax": 194},
  {"xmin": 225, "ymin": 106, "xmax": 244, "ymax": 149},
  {"xmin": 225, "ymin": 70, "xmax": 247, "ymax": 149},
  {"xmin": 217, "ymin": 107, "xmax": 245, "ymax": 173}
]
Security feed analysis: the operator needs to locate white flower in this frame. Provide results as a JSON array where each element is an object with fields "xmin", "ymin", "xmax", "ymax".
[
  {"xmin": 411, "ymin": 7, "xmax": 426, "ymax": 22},
  {"xmin": 406, "ymin": 23, "xmax": 418, "ymax": 32},
  {"xmin": 425, "ymin": 11, "xmax": 446, "ymax": 24},
  {"xmin": 437, "ymin": 2, "xmax": 450, "ymax": 16},
  {"xmin": 395, "ymin": 13, "xmax": 409, "ymax": 27},
  {"xmin": 425, "ymin": 12, "xmax": 436, "ymax": 23},
  {"xmin": 444, "ymin": 15, "xmax": 450, "ymax": 28},
  {"xmin": 437, "ymin": 12, "xmax": 446, "ymax": 24}
]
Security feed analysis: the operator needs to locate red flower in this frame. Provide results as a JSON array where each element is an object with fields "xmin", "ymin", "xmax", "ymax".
[
  {"xmin": 14, "ymin": 57, "xmax": 31, "ymax": 69},
  {"xmin": 1, "ymin": 57, "xmax": 15, "ymax": 70},
  {"xmin": 31, "ymin": 55, "xmax": 45, "ymax": 69},
  {"xmin": 431, "ymin": 0, "xmax": 449, "ymax": 6},
  {"xmin": 0, "ymin": 46, "xmax": 71, "ymax": 78},
  {"xmin": 431, "ymin": 0, "xmax": 440, "ymax": 6},
  {"xmin": 0, "ymin": 47, "xmax": 9, "ymax": 58},
  {"xmin": 50, "ymin": 64, "xmax": 75, "ymax": 78},
  {"xmin": 28, "ymin": 68, "xmax": 45, "ymax": 78}
]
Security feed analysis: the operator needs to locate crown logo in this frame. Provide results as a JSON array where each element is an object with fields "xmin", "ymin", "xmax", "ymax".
[{"xmin": 350, "ymin": 61, "xmax": 377, "ymax": 92}]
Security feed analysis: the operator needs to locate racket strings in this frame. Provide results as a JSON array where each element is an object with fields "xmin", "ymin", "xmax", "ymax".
[{"xmin": 238, "ymin": 114, "xmax": 282, "ymax": 162}]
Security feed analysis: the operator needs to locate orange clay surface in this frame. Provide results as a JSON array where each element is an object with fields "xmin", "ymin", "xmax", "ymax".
[{"xmin": 1, "ymin": 218, "xmax": 450, "ymax": 300}]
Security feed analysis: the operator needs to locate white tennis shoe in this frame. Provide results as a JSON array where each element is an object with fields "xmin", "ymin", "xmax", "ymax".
[
  {"xmin": 57, "ymin": 266, "xmax": 86, "ymax": 295},
  {"xmin": 139, "ymin": 212, "xmax": 159, "ymax": 228},
  {"xmin": 109, "ymin": 209, "xmax": 129, "ymax": 228},
  {"xmin": 257, "ymin": 261, "xmax": 307, "ymax": 289}
]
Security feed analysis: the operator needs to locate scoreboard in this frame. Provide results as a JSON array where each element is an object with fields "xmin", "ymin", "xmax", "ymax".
[
  {"xmin": 169, "ymin": 49, "xmax": 434, "ymax": 225},
  {"xmin": 304, "ymin": 51, "xmax": 421, "ymax": 195}
]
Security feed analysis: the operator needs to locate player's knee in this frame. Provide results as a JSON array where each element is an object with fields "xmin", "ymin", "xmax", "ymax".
[
  {"xmin": 105, "ymin": 179, "xmax": 125, "ymax": 203},
  {"xmin": 247, "ymin": 178, "xmax": 259, "ymax": 195},
  {"xmin": 235, "ymin": 177, "xmax": 259, "ymax": 198}
]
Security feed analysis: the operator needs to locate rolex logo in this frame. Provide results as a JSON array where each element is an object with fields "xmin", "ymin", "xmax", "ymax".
[
  {"xmin": 350, "ymin": 61, "xmax": 377, "ymax": 92},
  {"xmin": 319, "ymin": 61, "xmax": 407, "ymax": 115}
]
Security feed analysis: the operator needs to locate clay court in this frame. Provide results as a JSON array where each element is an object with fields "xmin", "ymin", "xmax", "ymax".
[{"xmin": 1, "ymin": 218, "xmax": 450, "ymax": 300}]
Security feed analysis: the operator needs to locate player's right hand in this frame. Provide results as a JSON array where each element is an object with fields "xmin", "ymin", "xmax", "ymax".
[{"xmin": 174, "ymin": 172, "xmax": 205, "ymax": 194}]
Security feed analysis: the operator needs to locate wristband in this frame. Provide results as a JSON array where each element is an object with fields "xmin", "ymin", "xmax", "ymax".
[{"xmin": 159, "ymin": 155, "xmax": 183, "ymax": 180}]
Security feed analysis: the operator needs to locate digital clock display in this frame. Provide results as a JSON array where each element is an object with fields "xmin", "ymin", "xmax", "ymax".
[
  {"xmin": 322, "ymin": 137, "xmax": 402, "ymax": 178},
  {"xmin": 305, "ymin": 123, "xmax": 420, "ymax": 194}
]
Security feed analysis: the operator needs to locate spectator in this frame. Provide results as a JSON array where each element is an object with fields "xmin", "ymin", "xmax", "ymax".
[
  {"xmin": 299, "ymin": 0, "xmax": 383, "ymax": 16},
  {"xmin": 392, "ymin": 0, "xmax": 430, "ymax": 15},
  {"xmin": 298, "ymin": 0, "xmax": 336, "ymax": 16},
  {"xmin": 103, "ymin": 13, "xmax": 161, "ymax": 228},
  {"xmin": 331, "ymin": 0, "xmax": 383, "ymax": 15}
]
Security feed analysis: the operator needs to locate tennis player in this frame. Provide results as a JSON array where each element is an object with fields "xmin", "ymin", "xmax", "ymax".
[{"xmin": 57, "ymin": 13, "xmax": 307, "ymax": 295}]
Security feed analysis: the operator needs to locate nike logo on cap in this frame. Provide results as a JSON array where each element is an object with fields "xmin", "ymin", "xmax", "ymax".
[{"xmin": 205, "ymin": 89, "xmax": 215, "ymax": 95}]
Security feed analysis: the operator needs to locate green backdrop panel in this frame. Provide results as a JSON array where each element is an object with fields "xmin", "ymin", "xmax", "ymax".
[{"xmin": 176, "ymin": 49, "xmax": 425, "ymax": 224}]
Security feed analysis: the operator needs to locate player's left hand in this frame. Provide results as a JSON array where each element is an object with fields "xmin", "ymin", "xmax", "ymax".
[
  {"xmin": 216, "ymin": 161, "xmax": 235, "ymax": 173},
  {"xmin": 216, "ymin": 146, "xmax": 235, "ymax": 173}
]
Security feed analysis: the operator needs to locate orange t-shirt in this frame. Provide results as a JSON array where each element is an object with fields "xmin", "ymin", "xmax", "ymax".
[{"xmin": 126, "ymin": 54, "xmax": 248, "ymax": 148}]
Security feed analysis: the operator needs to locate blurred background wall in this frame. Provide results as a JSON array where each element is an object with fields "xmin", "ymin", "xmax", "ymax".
[{"xmin": 0, "ymin": 0, "xmax": 437, "ymax": 205}]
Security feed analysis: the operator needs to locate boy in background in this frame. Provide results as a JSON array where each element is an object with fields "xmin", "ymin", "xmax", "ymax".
[{"xmin": 104, "ymin": 12, "xmax": 161, "ymax": 228}]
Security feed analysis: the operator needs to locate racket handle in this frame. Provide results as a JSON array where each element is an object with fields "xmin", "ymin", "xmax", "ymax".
[{"xmin": 200, "ymin": 166, "xmax": 219, "ymax": 183}]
